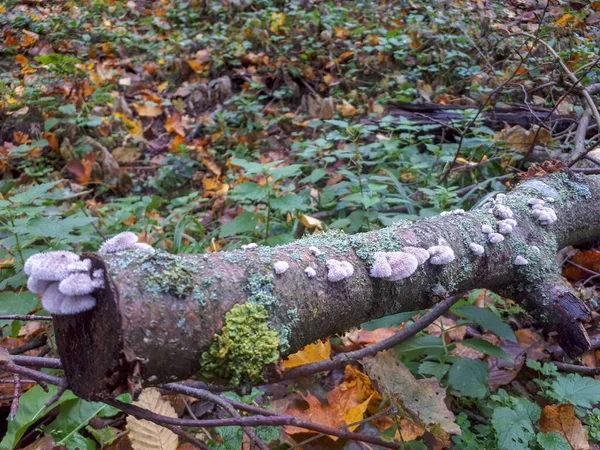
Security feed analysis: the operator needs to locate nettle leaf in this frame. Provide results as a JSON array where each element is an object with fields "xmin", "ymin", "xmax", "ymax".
[
  {"xmin": 550, "ymin": 373, "xmax": 600, "ymax": 408},
  {"xmin": 0, "ymin": 291, "xmax": 39, "ymax": 327},
  {"xmin": 536, "ymin": 432, "xmax": 571, "ymax": 450},
  {"xmin": 492, "ymin": 406, "xmax": 536, "ymax": 450},
  {"xmin": 270, "ymin": 194, "xmax": 307, "ymax": 213},
  {"xmin": 269, "ymin": 164, "xmax": 303, "ymax": 180},
  {"xmin": 447, "ymin": 359, "xmax": 489, "ymax": 398},
  {"xmin": 455, "ymin": 305, "xmax": 516, "ymax": 342},
  {"xmin": 45, "ymin": 398, "xmax": 113, "ymax": 448},
  {"xmin": 418, "ymin": 361, "xmax": 451, "ymax": 381},
  {"xmin": 9, "ymin": 181, "xmax": 61, "ymax": 204},
  {"xmin": 395, "ymin": 335, "xmax": 446, "ymax": 359},
  {"xmin": 461, "ymin": 338, "xmax": 512, "ymax": 361},
  {"xmin": 219, "ymin": 212, "xmax": 260, "ymax": 237},
  {"xmin": 230, "ymin": 182, "xmax": 270, "ymax": 201},
  {"xmin": 21, "ymin": 216, "xmax": 96, "ymax": 240},
  {"xmin": 0, "ymin": 385, "xmax": 76, "ymax": 450}
]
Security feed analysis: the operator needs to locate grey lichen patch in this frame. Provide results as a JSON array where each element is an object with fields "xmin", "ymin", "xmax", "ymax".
[
  {"xmin": 246, "ymin": 271, "xmax": 278, "ymax": 306},
  {"xmin": 348, "ymin": 227, "xmax": 403, "ymax": 264},
  {"xmin": 276, "ymin": 307, "xmax": 299, "ymax": 353},
  {"xmin": 141, "ymin": 252, "xmax": 195, "ymax": 298}
]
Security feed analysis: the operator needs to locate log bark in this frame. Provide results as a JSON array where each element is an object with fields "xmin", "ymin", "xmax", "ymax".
[{"xmin": 54, "ymin": 171, "xmax": 600, "ymax": 400}]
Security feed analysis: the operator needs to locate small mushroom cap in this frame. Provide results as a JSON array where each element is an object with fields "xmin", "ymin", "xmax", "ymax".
[
  {"xmin": 481, "ymin": 224, "xmax": 493, "ymax": 234},
  {"xmin": 309, "ymin": 246, "xmax": 323, "ymax": 257},
  {"xmin": 273, "ymin": 261, "xmax": 290, "ymax": 274},
  {"xmin": 488, "ymin": 232, "xmax": 505, "ymax": 243},
  {"xmin": 41, "ymin": 283, "xmax": 65, "ymax": 314},
  {"xmin": 98, "ymin": 232, "xmax": 139, "ymax": 254},
  {"xmin": 492, "ymin": 204, "xmax": 514, "ymax": 219},
  {"xmin": 59, "ymin": 294, "xmax": 97, "ymax": 315},
  {"xmin": 497, "ymin": 222, "xmax": 513, "ymax": 235},
  {"xmin": 66, "ymin": 259, "xmax": 92, "ymax": 273},
  {"xmin": 305, "ymin": 267, "xmax": 316, "ymax": 278},
  {"xmin": 427, "ymin": 246, "xmax": 455, "ymax": 265},
  {"xmin": 133, "ymin": 243, "xmax": 154, "ymax": 252},
  {"xmin": 469, "ymin": 243, "xmax": 485, "ymax": 256},
  {"xmin": 27, "ymin": 277, "xmax": 51, "ymax": 294},
  {"xmin": 326, "ymin": 259, "xmax": 354, "ymax": 282},
  {"xmin": 58, "ymin": 273, "xmax": 96, "ymax": 296},
  {"xmin": 387, "ymin": 252, "xmax": 419, "ymax": 281},
  {"xmin": 26, "ymin": 251, "xmax": 81, "ymax": 281},
  {"xmin": 241, "ymin": 243, "xmax": 258, "ymax": 250},
  {"xmin": 528, "ymin": 198, "xmax": 544, "ymax": 206},
  {"xmin": 514, "ymin": 255, "xmax": 529, "ymax": 265},
  {"xmin": 370, "ymin": 253, "xmax": 392, "ymax": 279},
  {"xmin": 402, "ymin": 247, "xmax": 430, "ymax": 265}
]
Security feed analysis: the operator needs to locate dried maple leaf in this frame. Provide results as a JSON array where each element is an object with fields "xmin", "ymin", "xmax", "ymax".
[
  {"xmin": 282, "ymin": 339, "xmax": 331, "ymax": 369},
  {"xmin": 563, "ymin": 250, "xmax": 600, "ymax": 280}
]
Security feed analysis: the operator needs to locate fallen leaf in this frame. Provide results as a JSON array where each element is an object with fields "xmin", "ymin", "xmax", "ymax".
[
  {"xmin": 361, "ymin": 350, "xmax": 460, "ymax": 435},
  {"xmin": 563, "ymin": 250, "xmax": 600, "ymax": 280},
  {"xmin": 126, "ymin": 388, "xmax": 179, "ymax": 450},
  {"xmin": 282, "ymin": 339, "xmax": 331, "ymax": 368},
  {"xmin": 426, "ymin": 316, "xmax": 466, "ymax": 342},
  {"xmin": 112, "ymin": 147, "xmax": 141, "ymax": 164},
  {"xmin": 338, "ymin": 100, "xmax": 357, "ymax": 117},
  {"xmin": 540, "ymin": 404, "xmax": 589, "ymax": 450},
  {"xmin": 133, "ymin": 102, "xmax": 163, "ymax": 118},
  {"xmin": 299, "ymin": 214, "xmax": 322, "ymax": 230}
]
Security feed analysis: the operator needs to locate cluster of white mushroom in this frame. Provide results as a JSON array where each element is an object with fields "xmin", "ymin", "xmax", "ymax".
[
  {"xmin": 528, "ymin": 198, "xmax": 557, "ymax": 226},
  {"xmin": 24, "ymin": 232, "xmax": 152, "ymax": 315},
  {"xmin": 369, "ymin": 245, "xmax": 454, "ymax": 281},
  {"xmin": 24, "ymin": 251, "xmax": 104, "ymax": 315}
]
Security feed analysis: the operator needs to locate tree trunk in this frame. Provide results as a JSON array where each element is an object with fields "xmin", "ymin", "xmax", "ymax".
[{"xmin": 54, "ymin": 171, "xmax": 600, "ymax": 400}]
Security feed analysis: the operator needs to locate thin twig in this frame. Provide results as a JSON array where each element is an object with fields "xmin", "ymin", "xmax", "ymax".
[
  {"xmin": 10, "ymin": 374, "xmax": 20, "ymax": 420},
  {"xmin": 103, "ymin": 398, "xmax": 402, "ymax": 449},
  {"xmin": 10, "ymin": 356, "xmax": 63, "ymax": 369},
  {"xmin": 552, "ymin": 361, "xmax": 600, "ymax": 375},
  {"xmin": 0, "ymin": 315, "xmax": 52, "ymax": 321}
]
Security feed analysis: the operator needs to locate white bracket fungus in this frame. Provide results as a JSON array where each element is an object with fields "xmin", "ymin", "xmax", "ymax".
[
  {"xmin": 492, "ymin": 204, "xmax": 514, "ymax": 220},
  {"xmin": 494, "ymin": 193, "xmax": 507, "ymax": 204},
  {"xmin": 469, "ymin": 243, "xmax": 485, "ymax": 256},
  {"xmin": 531, "ymin": 206, "xmax": 557, "ymax": 226},
  {"xmin": 273, "ymin": 261, "xmax": 290, "ymax": 274},
  {"xmin": 514, "ymin": 255, "xmax": 529, "ymax": 265},
  {"xmin": 481, "ymin": 224, "xmax": 493, "ymax": 234},
  {"xmin": 487, "ymin": 233, "xmax": 505, "ymax": 243},
  {"xmin": 497, "ymin": 220, "xmax": 514, "ymax": 235},
  {"xmin": 528, "ymin": 198, "xmax": 544, "ymax": 207},
  {"xmin": 370, "ymin": 252, "xmax": 419, "ymax": 281},
  {"xmin": 326, "ymin": 259, "xmax": 354, "ymax": 282},
  {"xmin": 427, "ymin": 246, "xmax": 455, "ymax": 265},
  {"xmin": 402, "ymin": 247, "xmax": 430, "ymax": 265},
  {"xmin": 98, "ymin": 232, "xmax": 139, "ymax": 254},
  {"xmin": 309, "ymin": 246, "xmax": 323, "ymax": 257},
  {"xmin": 24, "ymin": 252, "xmax": 104, "ymax": 315},
  {"xmin": 305, "ymin": 266, "xmax": 316, "ymax": 278},
  {"xmin": 241, "ymin": 243, "xmax": 258, "ymax": 250}
]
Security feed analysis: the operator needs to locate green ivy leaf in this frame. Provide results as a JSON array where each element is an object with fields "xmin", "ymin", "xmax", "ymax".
[
  {"xmin": 455, "ymin": 305, "xmax": 516, "ymax": 342},
  {"xmin": 447, "ymin": 359, "xmax": 489, "ymax": 398}
]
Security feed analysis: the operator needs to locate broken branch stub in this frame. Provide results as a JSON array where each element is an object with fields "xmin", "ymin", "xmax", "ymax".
[{"xmin": 49, "ymin": 172, "xmax": 600, "ymax": 400}]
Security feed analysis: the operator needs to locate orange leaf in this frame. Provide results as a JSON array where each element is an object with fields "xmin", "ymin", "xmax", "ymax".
[
  {"xmin": 540, "ymin": 404, "xmax": 589, "ymax": 450},
  {"xmin": 132, "ymin": 102, "xmax": 163, "ymax": 118},
  {"xmin": 170, "ymin": 135, "xmax": 186, "ymax": 152},
  {"xmin": 282, "ymin": 339, "xmax": 331, "ymax": 368},
  {"xmin": 66, "ymin": 153, "xmax": 96, "ymax": 184},
  {"xmin": 336, "ymin": 51, "xmax": 354, "ymax": 63},
  {"xmin": 165, "ymin": 113, "xmax": 186, "ymax": 136},
  {"xmin": 187, "ymin": 60, "xmax": 205, "ymax": 73},
  {"xmin": 563, "ymin": 249, "xmax": 600, "ymax": 280},
  {"xmin": 199, "ymin": 157, "xmax": 221, "ymax": 177}
]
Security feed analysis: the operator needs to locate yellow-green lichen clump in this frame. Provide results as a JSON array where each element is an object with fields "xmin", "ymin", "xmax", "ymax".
[{"xmin": 198, "ymin": 302, "xmax": 280, "ymax": 386}]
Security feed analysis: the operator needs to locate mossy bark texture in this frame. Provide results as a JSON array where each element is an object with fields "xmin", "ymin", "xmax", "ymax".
[{"xmin": 54, "ymin": 172, "xmax": 600, "ymax": 400}]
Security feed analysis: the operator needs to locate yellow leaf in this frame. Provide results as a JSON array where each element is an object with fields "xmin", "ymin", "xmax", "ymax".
[
  {"xmin": 299, "ymin": 214, "xmax": 322, "ymax": 230},
  {"xmin": 338, "ymin": 99, "xmax": 357, "ymax": 117},
  {"xmin": 270, "ymin": 12, "xmax": 286, "ymax": 33},
  {"xmin": 132, "ymin": 102, "xmax": 163, "ymax": 118},
  {"xmin": 282, "ymin": 339, "xmax": 331, "ymax": 368},
  {"xmin": 556, "ymin": 13, "xmax": 579, "ymax": 27},
  {"xmin": 113, "ymin": 113, "xmax": 143, "ymax": 139},
  {"xmin": 0, "ymin": 5, "xmax": 5, "ymax": 13},
  {"xmin": 126, "ymin": 388, "xmax": 179, "ymax": 450}
]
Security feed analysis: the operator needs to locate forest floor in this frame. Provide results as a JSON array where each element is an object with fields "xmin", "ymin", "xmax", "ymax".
[{"xmin": 1, "ymin": 0, "xmax": 600, "ymax": 449}]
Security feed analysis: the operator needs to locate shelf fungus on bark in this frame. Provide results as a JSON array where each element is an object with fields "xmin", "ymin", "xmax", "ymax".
[
  {"xmin": 488, "ymin": 233, "xmax": 505, "ymax": 243},
  {"xmin": 273, "ymin": 261, "xmax": 290, "ymax": 274},
  {"xmin": 469, "ymin": 243, "xmax": 485, "ymax": 256},
  {"xmin": 326, "ymin": 259, "xmax": 354, "ymax": 282},
  {"xmin": 427, "ymin": 246, "xmax": 455, "ymax": 265},
  {"xmin": 369, "ymin": 251, "xmax": 419, "ymax": 281},
  {"xmin": 24, "ymin": 251, "xmax": 105, "ymax": 315},
  {"xmin": 402, "ymin": 247, "xmax": 430, "ymax": 265}
]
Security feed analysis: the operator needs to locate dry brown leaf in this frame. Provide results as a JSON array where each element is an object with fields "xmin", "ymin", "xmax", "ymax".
[
  {"xmin": 341, "ymin": 328, "xmax": 397, "ymax": 351},
  {"xmin": 112, "ymin": 147, "xmax": 142, "ymax": 164},
  {"xmin": 563, "ymin": 250, "xmax": 600, "ymax": 280},
  {"xmin": 337, "ymin": 99, "xmax": 357, "ymax": 117},
  {"xmin": 126, "ymin": 388, "xmax": 179, "ymax": 450},
  {"xmin": 426, "ymin": 316, "xmax": 466, "ymax": 342},
  {"xmin": 502, "ymin": 125, "xmax": 552, "ymax": 154},
  {"xmin": 133, "ymin": 102, "xmax": 163, "ymax": 118},
  {"xmin": 540, "ymin": 404, "xmax": 589, "ymax": 450},
  {"xmin": 362, "ymin": 350, "xmax": 460, "ymax": 435},
  {"xmin": 282, "ymin": 339, "xmax": 331, "ymax": 368},
  {"xmin": 299, "ymin": 214, "xmax": 322, "ymax": 230}
]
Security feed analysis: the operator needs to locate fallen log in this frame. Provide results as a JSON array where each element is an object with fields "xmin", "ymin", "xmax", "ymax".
[{"xmin": 31, "ymin": 171, "xmax": 600, "ymax": 400}]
